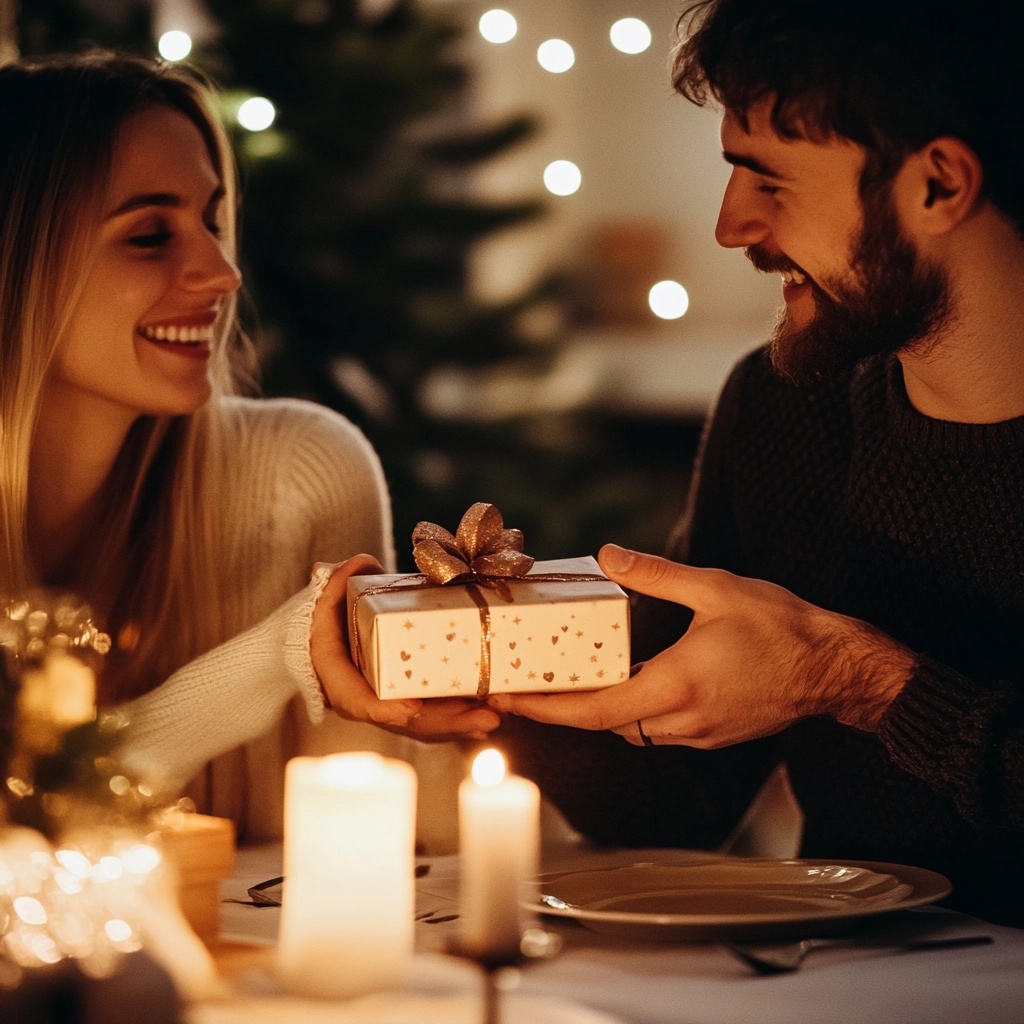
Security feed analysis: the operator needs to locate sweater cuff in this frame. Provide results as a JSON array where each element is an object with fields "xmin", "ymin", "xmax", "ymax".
[
  {"xmin": 284, "ymin": 566, "xmax": 334, "ymax": 725},
  {"xmin": 876, "ymin": 654, "xmax": 979, "ymax": 775}
]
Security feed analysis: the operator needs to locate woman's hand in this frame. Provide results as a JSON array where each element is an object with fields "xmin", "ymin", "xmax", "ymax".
[{"xmin": 310, "ymin": 554, "xmax": 501, "ymax": 741}]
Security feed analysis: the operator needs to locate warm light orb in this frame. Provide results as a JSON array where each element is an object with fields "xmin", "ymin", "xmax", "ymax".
[
  {"xmin": 157, "ymin": 30, "xmax": 193, "ymax": 62},
  {"xmin": 537, "ymin": 38, "xmax": 575, "ymax": 73},
  {"xmin": 471, "ymin": 748, "xmax": 507, "ymax": 787},
  {"xmin": 237, "ymin": 96, "xmax": 276, "ymax": 132},
  {"xmin": 543, "ymin": 159, "xmax": 582, "ymax": 196},
  {"xmin": 13, "ymin": 896, "xmax": 47, "ymax": 926},
  {"xmin": 104, "ymin": 919, "xmax": 133, "ymax": 943},
  {"xmin": 479, "ymin": 9, "xmax": 517, "ymax": 44},
  {"xmin": 610, "ymin": 17, "xmax": 652, "ymax": 54},
  {"xmin": 649, "ymin": 280, "xmax": 690, "ymax": 319}
]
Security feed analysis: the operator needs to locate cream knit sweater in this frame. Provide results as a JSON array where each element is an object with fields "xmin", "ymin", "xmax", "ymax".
[{"xmin": 118, "ymin": 396, "xmax": 460, "ymax": 843}]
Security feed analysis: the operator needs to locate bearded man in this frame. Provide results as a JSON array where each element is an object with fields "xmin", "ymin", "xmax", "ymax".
[{"xmin": 491, "ymin": 0, "xmax": 1024, "ymax": 927}]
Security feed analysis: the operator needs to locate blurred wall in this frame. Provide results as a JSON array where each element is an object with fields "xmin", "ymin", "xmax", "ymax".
[{"xmin": 435, "ymin": 0, "xmax": 779, "ymax": 340}]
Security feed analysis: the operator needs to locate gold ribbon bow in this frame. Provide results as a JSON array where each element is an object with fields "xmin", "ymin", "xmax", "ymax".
[{"xmin": 412, "ymin": 502, "xmax": 534, "ymax": 602}]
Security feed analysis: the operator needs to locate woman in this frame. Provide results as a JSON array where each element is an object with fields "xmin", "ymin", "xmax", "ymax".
[{"xmin": 0, "ymin": 51, "xmax": 497, "ymax": 841}]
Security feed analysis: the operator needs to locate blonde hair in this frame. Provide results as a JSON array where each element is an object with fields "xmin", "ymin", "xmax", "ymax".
[{"xmin": 0, "ymin": 52, "xmax": 258, "ymax": 701}]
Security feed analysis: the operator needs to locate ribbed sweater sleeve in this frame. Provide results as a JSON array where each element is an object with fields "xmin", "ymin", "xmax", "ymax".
[
  {"xmin": 120, "ymin": 576, "xmax": 329, "ymax": 793},
  {"xmin": 120, "ymin": 397, "xmax": 395, "ymax": 796}
]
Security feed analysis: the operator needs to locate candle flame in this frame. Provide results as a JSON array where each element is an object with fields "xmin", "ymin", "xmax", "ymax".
[{"xmin": 471, "ymin": 748, "xmax": 506, "ymax": 787}]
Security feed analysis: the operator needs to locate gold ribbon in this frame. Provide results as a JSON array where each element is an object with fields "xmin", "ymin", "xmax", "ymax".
[{"xmin": 351, "ymin": 504, "xmax": 607, "ymax": 698}]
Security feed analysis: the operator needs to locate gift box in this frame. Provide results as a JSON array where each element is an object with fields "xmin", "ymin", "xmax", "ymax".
[{"xmin": 348, "ymin": 504, "xmax": 631, "ymax": 700}]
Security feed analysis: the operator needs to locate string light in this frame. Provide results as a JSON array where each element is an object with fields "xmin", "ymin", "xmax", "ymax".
[
  {"xmin": 237, "ymin": 97, "xmax": 276, "ymax": 132},
  {"xmin": 543, "ymin": 160, "xmax": 582, "ymax": 196},
  {"xmin": 157, "ymin": 30, "xmax": 192, "ymax": 62},
  {"xmin": 649, "ymin": 280, "xmax": 690, "ymax": 319},
  {"xmin": 537, "ymin": 39, "xmax": 575, "ymax": 73},
  {"xmin": 479, "ymin": 9, "xmax": 517, "ymax": 44},
  {"xmin": 610, "ymin": 17, "xmax": 652, "ymax": 54}
]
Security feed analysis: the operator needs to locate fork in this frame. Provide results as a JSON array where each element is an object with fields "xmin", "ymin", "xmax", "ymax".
[{"xmin": 722, "ymin": 933, "xmax": 993, "ymax": 974}]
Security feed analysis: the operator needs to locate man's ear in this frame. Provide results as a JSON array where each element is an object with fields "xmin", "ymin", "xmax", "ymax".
[{"xmin": 902, "ymin": 137, "xmax": 983, "ymax": 235}]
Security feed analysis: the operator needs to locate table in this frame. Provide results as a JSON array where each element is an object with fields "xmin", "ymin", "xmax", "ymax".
[{"xmin": 204, "ymin": 842, "xmax": 1024, "ymax": 1024}]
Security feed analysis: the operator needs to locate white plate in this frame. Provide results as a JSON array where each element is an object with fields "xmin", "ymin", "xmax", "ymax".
[{"xmin": 527, "ymin": 855, "xmax": 951, "ymax": 941}]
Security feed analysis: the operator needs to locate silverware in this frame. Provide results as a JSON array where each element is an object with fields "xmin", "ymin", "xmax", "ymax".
[{"xmin": 722, "ymin": 933, "xmax": 993, "ymax": 974}]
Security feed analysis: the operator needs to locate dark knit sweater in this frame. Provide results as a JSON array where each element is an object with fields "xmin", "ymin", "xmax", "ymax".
[{"xmin": 500, "ymin": 346, "xmax": 1024, "ymax": 926}]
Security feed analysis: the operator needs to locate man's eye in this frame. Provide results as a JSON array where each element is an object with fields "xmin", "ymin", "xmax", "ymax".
[
  {"xmin": 205, "ymin": 222, "xmax": 222, "ymax": 238},
  {"xmin": 757, "ymin": 183, "xmax": 781, "ymax": 197},
  {"xmin": 128, "ymin": 230, "xmax": 172, "ymax": 248}
]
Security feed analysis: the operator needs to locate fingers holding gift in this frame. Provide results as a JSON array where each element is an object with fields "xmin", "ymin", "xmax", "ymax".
[
  {"xmin": 310, "ymin": 555, "xmax": 421, "ymax": 730},
  {"xmin": 402, "ymin": 698, "xmax": 502, "ymax": 742}
]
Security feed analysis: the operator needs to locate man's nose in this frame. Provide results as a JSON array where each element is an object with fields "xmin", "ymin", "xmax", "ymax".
[{"xmin": 715, "ymin": 174, "xmax": 770, "ymax": 249}]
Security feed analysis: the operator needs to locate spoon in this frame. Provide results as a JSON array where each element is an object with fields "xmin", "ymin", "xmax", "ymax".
[{"xmin": 722, "ymin": 933, "xmax": 993, "ymax": 975}]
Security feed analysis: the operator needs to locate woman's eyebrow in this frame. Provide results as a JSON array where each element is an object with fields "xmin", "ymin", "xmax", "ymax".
[{"xmin": 106, "ymin": 185, "xmax": 225, "ymax": 220}]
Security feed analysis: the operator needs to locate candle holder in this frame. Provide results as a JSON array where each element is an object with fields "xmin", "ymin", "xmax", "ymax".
[{"xmin": 450, "ymin": 927, "xmax": 563, "ymax": 1024}]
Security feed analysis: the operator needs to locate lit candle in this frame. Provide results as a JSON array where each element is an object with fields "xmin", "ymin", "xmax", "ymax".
[
  {"xmin": 277, "ymin": 752, "xmax": 417, "ymax": 999},
  {"xmin": 459, "ymin": 748, "xmax": 540, "ymax": 962}
]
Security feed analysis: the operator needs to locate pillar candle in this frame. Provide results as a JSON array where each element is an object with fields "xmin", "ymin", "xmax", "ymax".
[
  {"xmin": 458, "ymin": 748, "xmax": 540, "ymax": 963},
  {"xmin": 277, "ymin": 752, "xmax": 416, "ymax": 999}
]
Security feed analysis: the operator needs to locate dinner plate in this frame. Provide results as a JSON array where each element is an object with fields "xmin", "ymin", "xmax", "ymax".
[{"xmin": 526, "ymin": 855, "xmax": 951, "ymax": 941}]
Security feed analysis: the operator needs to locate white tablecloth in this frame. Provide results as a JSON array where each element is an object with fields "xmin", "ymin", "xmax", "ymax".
[{"xmin": 212, "ymin": 843, "xmax": 1024, "ymax": 1024}]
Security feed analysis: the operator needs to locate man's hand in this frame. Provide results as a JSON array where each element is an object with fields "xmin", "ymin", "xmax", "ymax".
[
  {"xmin": 310, "ymin": 554, "xmax": 501, "ymax": 742},
  {"xmin": 488, "ymin": 544, "xmax": 915, "ymax": 747}
]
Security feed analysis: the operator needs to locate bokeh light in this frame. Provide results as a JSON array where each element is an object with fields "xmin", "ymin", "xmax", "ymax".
[
  {"xmin": 543, "ymin": 160, "xmax": 582, "ymax": 196},
  {"xmin": 649, "ymin": 280, "xmax": 690, "ymax": 319},
  {"xmin": 237, "ymin": 97, "xmax": 277, "ymax": 132},
  {"xmin": 610, "ymin": 17, "xmax": 652, "ymax": 54},
  {"xmin": 157, "ymin": 30, "xmax": 193, "ymax": 62},
  {"xmin": 479, "ymin": 9, "xmax": 517, "ymax": 44},
  {"xmin": 537, "ymin": 39, "xmax": 575, "ymax": 73}
]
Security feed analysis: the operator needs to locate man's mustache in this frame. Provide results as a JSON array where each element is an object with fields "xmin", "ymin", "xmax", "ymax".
[{"xmin": 745, "ymin": 245, "xmax": 801, "ymax": 276}]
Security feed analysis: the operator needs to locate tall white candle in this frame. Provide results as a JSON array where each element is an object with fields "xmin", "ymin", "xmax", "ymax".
[
  {"xmin": 459, "ymin": 748, "xmax": 540, "ymax": 962},
  {"xmin": 277, "ymin": 752, "xmax": 416, "ymax": 999}
]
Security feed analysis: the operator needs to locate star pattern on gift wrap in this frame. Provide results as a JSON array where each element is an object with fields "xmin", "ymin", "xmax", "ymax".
[
  {"xmin": 569, "ymin": 673, "xmax": 579, "ymax": 683},
  {"xmin": 404, "ymin": 620, "xmax": 414, "ymax": 630},
  {"xmin": 576, "ymin": 630, "xmax": 584, "ymax": 638}
]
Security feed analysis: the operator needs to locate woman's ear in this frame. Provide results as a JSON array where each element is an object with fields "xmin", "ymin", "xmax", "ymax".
[{"xmin": 901, "ymin": 136, "xmax": 983, "ymax": 235}]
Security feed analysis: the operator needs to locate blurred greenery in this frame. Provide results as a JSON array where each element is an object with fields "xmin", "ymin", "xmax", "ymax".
[{"xmin": 21, "ymin": 0, "xmax": 699, "ymax": 567}]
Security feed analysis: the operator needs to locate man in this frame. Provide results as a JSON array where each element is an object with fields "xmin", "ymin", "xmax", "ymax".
[{"xmin": 489, "ymin": 0, "xmax": 1024, "ymax": 926}]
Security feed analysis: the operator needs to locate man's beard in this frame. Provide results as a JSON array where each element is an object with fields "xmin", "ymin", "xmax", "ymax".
[{"xmin": 749, "ymin": 188, "xmax": 953, "ymax": 383}]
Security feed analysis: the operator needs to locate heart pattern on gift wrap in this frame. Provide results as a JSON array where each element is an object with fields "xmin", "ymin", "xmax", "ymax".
[{"xmin": 379, "ymin": 596, "xmax": 627, "ymax": 696}]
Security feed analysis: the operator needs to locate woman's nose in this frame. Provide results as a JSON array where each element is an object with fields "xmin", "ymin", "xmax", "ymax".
[{"xmin": 182, "ymin": 233, "xmax": 242, "ymax": 296}]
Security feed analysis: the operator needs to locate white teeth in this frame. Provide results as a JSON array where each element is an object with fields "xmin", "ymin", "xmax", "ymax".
[
  {"xmin": 139, "ymin": 323, "xmax": 214, "ymax": 344},
  {"xmin": 782, "ymin": 269, "xmax": 807, "ymax": 286}
]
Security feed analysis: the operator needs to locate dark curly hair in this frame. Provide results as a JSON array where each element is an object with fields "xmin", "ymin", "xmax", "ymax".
[{"xmin": 671, "ymin": 0, "xmax": 1022, "ymax": 232}]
